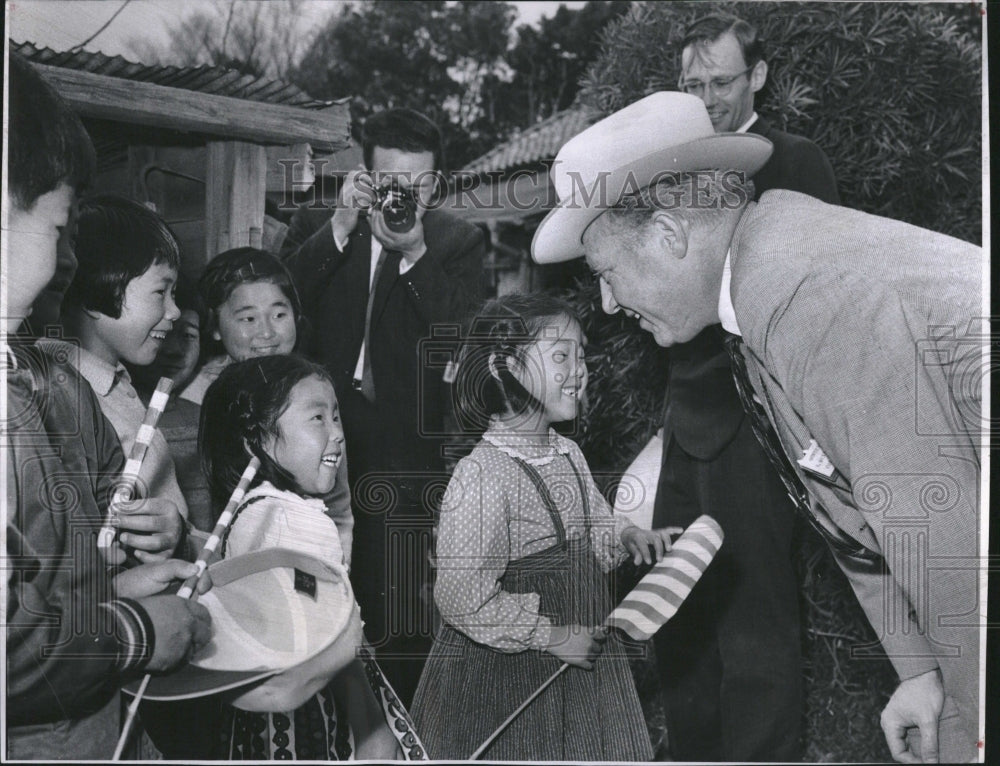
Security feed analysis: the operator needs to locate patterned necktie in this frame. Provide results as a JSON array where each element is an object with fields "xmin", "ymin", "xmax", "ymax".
[{"xmin": 723, "ymin": 333, "xmax": 878, "ymax": 562}]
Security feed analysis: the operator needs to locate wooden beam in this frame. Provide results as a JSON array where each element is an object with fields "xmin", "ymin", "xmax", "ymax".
[
  {"xmin": 205, "ymin": 141, "xmax": 266, "ymax": 261},
  {"xmin": 34, "ymin": 63, "xmax": 351, "ymax": 154}
]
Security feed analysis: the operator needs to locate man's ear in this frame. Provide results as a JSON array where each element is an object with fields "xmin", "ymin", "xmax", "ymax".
[
  {"xmin": 650, "ymin": 210, "xmax": 690, "ymax": 261},
  {"xmin": 749, "ymin": 59, "xmax": 768, "ymax": 95}
]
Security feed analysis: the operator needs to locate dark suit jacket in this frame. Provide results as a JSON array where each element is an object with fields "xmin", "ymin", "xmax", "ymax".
[
  {"xmin": 662, "ymin": 116, "xmax": 840, "ymax": 461},
  {"xmin": 282, "ymin": 207, "xmax": 486, "ymax": 488}
]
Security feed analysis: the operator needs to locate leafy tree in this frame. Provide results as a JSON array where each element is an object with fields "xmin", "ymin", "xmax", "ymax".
[
  {"xmin": 490, "ymin": 2, "xmax": 630, "ymax": 130},
  {"xmin": 579, "ymin": 1, "xmax": 981, "ymax": 241},
  {"xmin": 292, "ymin": 1, "xmax": 627, "ymax": 169},
  {"xmin": 291, "ymin": 1, "xmax": 517, "ymax": 170}
]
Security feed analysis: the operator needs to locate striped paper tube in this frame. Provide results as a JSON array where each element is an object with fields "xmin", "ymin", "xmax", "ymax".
[
  {"xmin": 606, "ymin": 514, "xmax": 724, "ymax": 641},
  {"xmin": 176, "ymin": 455, "xmax": 261, "ymax": 599},
  {"xmin": 113, "ymin": 454, "xmax": 262, "ymax": 759},
  {"xmin": 98, "ymin": 377, "xmax": 173, "ymax": 550}
]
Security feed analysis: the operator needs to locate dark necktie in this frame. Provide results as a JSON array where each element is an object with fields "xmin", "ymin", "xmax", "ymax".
[
  {"xmin": 359, "ymin": 249, "xmax": 388, "ymax": 403},
  {"xmin": 723, "ymin": 333, "xmax": 878, "ymax": 562}
]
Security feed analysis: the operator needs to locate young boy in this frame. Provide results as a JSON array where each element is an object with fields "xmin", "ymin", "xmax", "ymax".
[
  {"xmin": 45, "ymin": 194, "xmax": 190, "ymax": 521},
  {"xmin": 127, "ymin": 274, "xmax": 214, "ymax": 531},
  {"xmin": 4, "ymin": 53, "xmax": 210, "ymax": 759}
]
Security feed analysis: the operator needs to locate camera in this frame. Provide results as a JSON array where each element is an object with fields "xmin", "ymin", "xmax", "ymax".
[{"xmin": 370, "ymin": 181, "xmax": 418, "ymax": 233}]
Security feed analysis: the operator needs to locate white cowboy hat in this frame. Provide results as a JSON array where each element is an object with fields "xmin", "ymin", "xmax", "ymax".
[
  {"xmin": 126, "ymin": 547, "xmax": 361, "ymax": 712},
  {"xmin": 531, "ymin": 91, "xmax": 773, "ymax": 264}
]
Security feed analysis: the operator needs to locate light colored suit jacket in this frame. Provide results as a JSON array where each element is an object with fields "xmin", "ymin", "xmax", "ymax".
[{"xmin": 729, "ymin": 190, "xmax": 982, "ymax": 758}]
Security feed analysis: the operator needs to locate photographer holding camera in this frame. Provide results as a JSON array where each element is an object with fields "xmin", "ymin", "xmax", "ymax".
[{"xmin": 282, "ymin": 107, "xmax": 485, "ymax": 706}]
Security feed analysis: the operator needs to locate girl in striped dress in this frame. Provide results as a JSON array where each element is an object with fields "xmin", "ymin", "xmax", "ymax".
[{"xmin": 411, "ymin": 294, "xmax": 676, "ymax": 760}]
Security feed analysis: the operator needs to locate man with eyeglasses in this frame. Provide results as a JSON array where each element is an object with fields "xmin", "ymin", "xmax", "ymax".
[{"xmin": 647, "ymin": 13, "xmax": 839, "ymax": 762}]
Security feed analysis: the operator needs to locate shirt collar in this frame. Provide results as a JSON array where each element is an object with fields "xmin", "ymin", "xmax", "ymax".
[
  {"xmin": 483, "ymin": 419, "xmax": 572, "ymax": 467},
  {"xmin": 38, "ymin": 339, "xmax": 129, "ymax": 396},
  {"xmin": 718, "ymin": 249, "xmax": 742, "ymax": 337},
  {"xmin": 735, "ymin": 112, "xmax": 759, "ymax": 133}
]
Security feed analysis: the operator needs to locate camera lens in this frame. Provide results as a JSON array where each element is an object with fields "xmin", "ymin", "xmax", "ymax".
[{"xmin": 378, "ymin": 186, "xmax": 417, "ymax": 233}]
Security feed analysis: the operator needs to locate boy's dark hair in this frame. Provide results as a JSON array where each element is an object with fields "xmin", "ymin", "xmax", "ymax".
[
  {"xmin": 173, "ymin": 271, "xmax": 208, "ymax": 329},
  {"xmin": 454, "ymin": 292, "xmax": 582, "ymax": 432},
  {"xmin": 8, "ymin": 53, "xmax": 96, "ymax": 210},
  {"xmin": 362, "ymin": 108, "xmax": 444, "ymax": 172},
  {"xmin": 168, "ymin": 271, "xmax": 208, "ymax": 369},
  {"xmin": 681, "ymin": 13, "xmax": 765, "ymax": 69},
  {"xmin": 64, "ymin": 194, "xmax": 181, "ymax": 318},
  {"xmin": 200, "ymin": 353, "xmax": 335, "ymax": 513},
  {"xmin": 197, "ymin": 247, "xmax": 303, "ymax": 358}
]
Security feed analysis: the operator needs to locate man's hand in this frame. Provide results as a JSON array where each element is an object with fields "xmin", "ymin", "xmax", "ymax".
[
  {"xmin": 137, "ymin": 594, "xmax": 212, "ymax": 672},
  {"xmin": 880, "ymin": 668, "xmax": 945, "ymax": 763},
  {"xmin": 114, "ymin": 559, "xmax": 212, "ymax": 600},
  {"xmin": 370, "ymin": 208, "xmax": 427, "ymax": 264},
  {"xmin": 332, "ymin": 166, "xmax": 376, "ymax": 245},
  {"xmin": 108, "ymin": 497, "xmax": 183, "ymax": 565},
  {"xmin": 621, "ymin": 525, "xmax": 684, "ymax": 566}
]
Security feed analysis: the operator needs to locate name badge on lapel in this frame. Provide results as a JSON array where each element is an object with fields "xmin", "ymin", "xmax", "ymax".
[{"xmin": 797, "ymin": 439, "xmax": 842, "ymax": 485}]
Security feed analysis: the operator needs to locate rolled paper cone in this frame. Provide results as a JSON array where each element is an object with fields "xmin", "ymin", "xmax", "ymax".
[
  {"xmin": 176, "ymin": 456, "xmax": 261, "ymax": 599},
  {"xmin": 99, "ymin": 377, "xmax": 173, "ymax": 549},
  {"xmin": 606, "ymin": 514, "xmax": 724, "ymax": 641}
]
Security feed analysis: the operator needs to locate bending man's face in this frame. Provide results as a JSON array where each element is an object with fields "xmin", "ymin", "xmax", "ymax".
[{"xmin": 582, "ymin": 212, "xmax": 720, "ymax": 348}]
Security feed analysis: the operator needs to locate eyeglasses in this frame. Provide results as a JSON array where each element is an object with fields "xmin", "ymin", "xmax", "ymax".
[{"xmin": 678, "ymin": 66, "xmax": 754, "ymax": 98}]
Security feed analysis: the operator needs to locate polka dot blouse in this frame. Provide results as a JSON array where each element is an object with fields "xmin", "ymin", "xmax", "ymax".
[{"xmin": 434, "ymin": 427, "xmax": 634, "ymax": 653}]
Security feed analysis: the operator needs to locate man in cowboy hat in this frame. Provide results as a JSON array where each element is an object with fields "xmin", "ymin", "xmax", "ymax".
[
  {"xmin": 648, "ymin": 13, "xmax": 840, "ymax": 760},
  {"xmin": 532, "ymin": 91, "xmax": 982, "ymax": 763}
]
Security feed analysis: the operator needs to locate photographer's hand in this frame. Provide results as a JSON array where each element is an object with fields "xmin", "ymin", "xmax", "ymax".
[
  {"xmin": 332, "ymin": 166, "xmax": 376, "ymax": 247},
  {"xmin": 370, "ymin": 209, "xmax": 427, "ymax": 264}
]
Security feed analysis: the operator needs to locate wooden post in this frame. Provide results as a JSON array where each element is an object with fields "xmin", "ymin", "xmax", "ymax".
[{"xmin": 205, "ymin": 141, "xmax": 266, "ymax": 261}]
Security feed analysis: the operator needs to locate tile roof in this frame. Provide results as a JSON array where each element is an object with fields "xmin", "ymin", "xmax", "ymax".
[
  {"xmin": 462, "ymin": 107, "xmax": 599, "ymax": 175},
  {"xmin": 13, "ymin": 40, "xmax": 340, "ymax": 110}
]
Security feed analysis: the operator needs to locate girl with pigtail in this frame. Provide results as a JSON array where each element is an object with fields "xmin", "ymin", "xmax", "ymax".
[
  {"xmin": 199, "ymin": 354, "xmax": 414, "ymax": 760},
  {"xmin": 411, "ymin": 293, "xmax": 675, "ymax": 760}
]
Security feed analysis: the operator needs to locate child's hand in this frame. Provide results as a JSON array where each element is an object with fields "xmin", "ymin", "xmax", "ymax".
[
  {"xmin": 114, "ymin": 558, "xmax": 212, "ymax": 599},
  {"xmin": 621, "ymin": 525, "xmax": 684, "ymax": 566},
  {"xmin": 545, "ymin": 624, "xmax": 608, "ymax": 670}
]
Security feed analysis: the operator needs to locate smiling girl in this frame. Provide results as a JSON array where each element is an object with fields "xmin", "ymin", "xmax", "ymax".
[
  {"xmin": 411, "ymin": 293, "xmax": 676, "ymax": 760},
  {"xmin": 200, "ymin": 354, "xmax": 403, "ymax": 760},
  {"xmin": 178, "ymin": 247, "xmax": 300, "ymax": 406}
]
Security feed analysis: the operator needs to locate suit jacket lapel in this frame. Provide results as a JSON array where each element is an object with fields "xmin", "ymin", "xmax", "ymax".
[{"xmin": 369, "ymin": 248, "xmax": 402, "ymax": 331}]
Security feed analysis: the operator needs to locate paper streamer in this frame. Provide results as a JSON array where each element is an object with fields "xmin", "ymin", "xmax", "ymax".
[
  {"xmin": 606, "ymin": 514, "xmax": 724, "ymax": 641},
  {"xmin": 98, "ymin": 377, "xmax": 173, "ymax": 550},
  {"xmin": 177, "ymin": 455, "xmax": 261, "ymax": 599}
]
